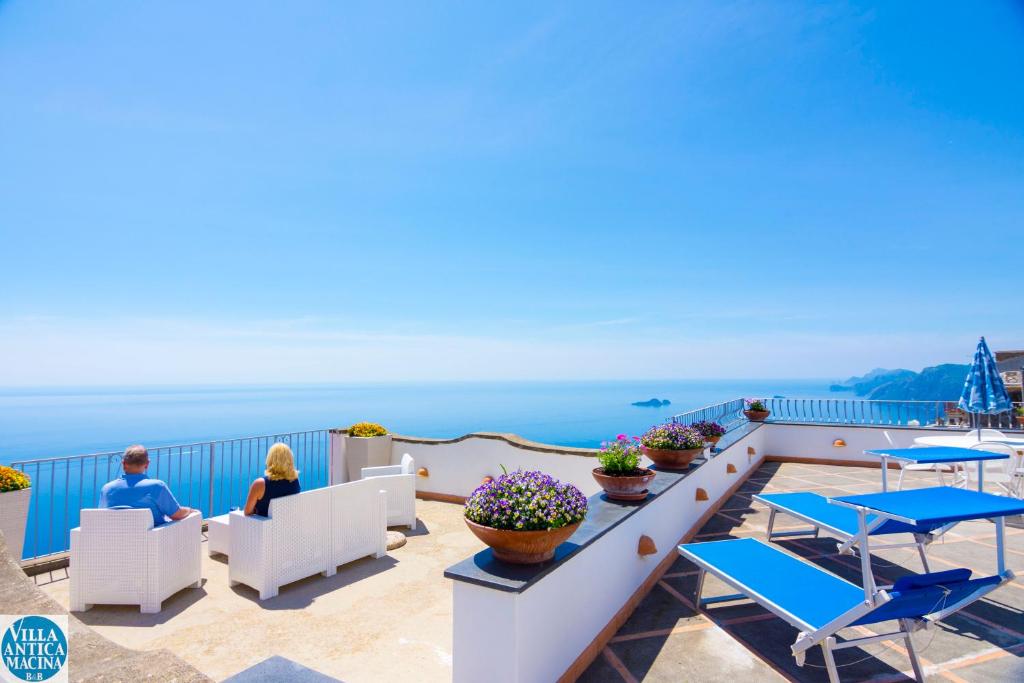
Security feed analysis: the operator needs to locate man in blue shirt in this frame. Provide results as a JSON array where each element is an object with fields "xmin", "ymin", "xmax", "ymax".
[{"xmin": 99, "ymin": 445, "xmax": 193, "ymax": 527}]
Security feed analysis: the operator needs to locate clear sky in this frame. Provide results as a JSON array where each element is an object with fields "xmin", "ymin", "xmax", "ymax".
[{"xmin": 1, "ymin": 1, "xmax": 1022, "ymax": 385}]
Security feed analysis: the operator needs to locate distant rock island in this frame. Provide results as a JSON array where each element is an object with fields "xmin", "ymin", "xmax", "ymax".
[
  {"xmin": 830, "ymin": 364, "xmax": 969, "ymax": 400},
  {"xmin": 632, "ymin": 398, "xmax": 671, "ymax": 407}
]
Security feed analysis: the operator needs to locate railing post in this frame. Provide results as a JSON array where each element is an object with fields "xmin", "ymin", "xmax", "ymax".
[
  {"xmin": 328, "ymin": 429, "xmax": 346, "ymax": 485},
  {"xmin": 207, "ymin": 442, "xmax": 215, "ymax": 518}
]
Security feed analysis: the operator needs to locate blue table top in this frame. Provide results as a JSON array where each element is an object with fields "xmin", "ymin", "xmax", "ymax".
[
  {"xmin": 864, "ymin": 446, "xmax": 1009, "ymax": 464},
  {"xmin": 832, "ymin": 487, "xmax": 1024, "ymax": 525}
]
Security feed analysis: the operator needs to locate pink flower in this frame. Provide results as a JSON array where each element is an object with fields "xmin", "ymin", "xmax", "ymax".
[{"xmin": 616, "ymin": 433, "xmax": 627, "ymax": 440}]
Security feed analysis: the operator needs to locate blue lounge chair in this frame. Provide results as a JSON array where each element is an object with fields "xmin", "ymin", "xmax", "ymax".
[
  {"xmin": 678, "ymin": 537, "xmax": 1006, "ymax": 683},
  {"xmin": 754, "ymin": 492, "xmax": 951, "ymax": 571}
]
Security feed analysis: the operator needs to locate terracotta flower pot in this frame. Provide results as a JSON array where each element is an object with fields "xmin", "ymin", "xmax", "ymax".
[
  {"xmin": 1016, "ymin": 415, "xmax": 1024, "ymax": 428},
  {"xmin": 744, "ymin": 410, "xmax": 770, "ymax": 422},
  {"xmin": 465, "ymin": 518, "xmax": 582, "ymax": 565},
  {"xmin": 705, "ymin": 435, "xmax": 722, "ymax": 447},
  {"xmin": 640, "ymin": 446, "xmax": 703, "ymax": 469},
  {"xmin": 592, "ymin": 467, "xmax": 656, "ymax": 501}
]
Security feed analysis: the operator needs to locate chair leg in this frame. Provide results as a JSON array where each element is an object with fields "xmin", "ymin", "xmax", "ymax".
[
  {"xmin": 935, "ymin": 466, "xmax": 946, "ymax": 487},
  {"xmin": 766, "ymin": 509, "xmax": 777, "ymax": 539},
  {"xmin": 821, "ymin": 637, "xmax": 840, "ymax": 683},
  {"xmin": 897, "ymin": 467, "xmax": 907, "ymax": 491},
  {"xmin": 694, "ymin": 568, "xmax": 707, "ymax": 605},
  {"xmin": 901, "ymin": 619, "xmax": 925, "ymax": 682},
  {"xmin": 915, "ymin": 541, "xmax": 931, "ymax": 573}
]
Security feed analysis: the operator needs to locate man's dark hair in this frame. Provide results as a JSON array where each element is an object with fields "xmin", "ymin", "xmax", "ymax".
[{"xmin": 122, "ymin": 445, "xmax": 149, "ymax": 467}]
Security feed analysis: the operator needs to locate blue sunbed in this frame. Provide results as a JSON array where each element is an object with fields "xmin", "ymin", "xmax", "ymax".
[
  {"xmin": 679, "ymin": 537, "xmax": 1007, "ymax": 683},
  {"xmin": 754, "ymin": 492, "xmax": 947, "ymax": 571}
]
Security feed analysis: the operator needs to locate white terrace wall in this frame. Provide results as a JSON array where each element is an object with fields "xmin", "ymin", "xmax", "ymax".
[
  {"xmin": 761, "ymin": 423, "xmax": 965, "ymax": 465},
  {"xmin": 394, "ymin": 433, "xmax": 603, "ymax": 498},
  {"xmin": 450, "ymin": 426, "xmax": 767, "ymax": 683}
]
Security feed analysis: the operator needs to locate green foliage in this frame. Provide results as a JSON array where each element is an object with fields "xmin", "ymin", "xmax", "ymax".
[{"xmin": 597, "ymin": 435, "xmax": 642, "ymax": 473}]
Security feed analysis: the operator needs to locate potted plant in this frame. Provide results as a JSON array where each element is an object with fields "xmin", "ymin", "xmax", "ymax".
[
  {"xmin": 464, "ymin": 469, "xmax": 588, "ymax": 564},
  {"xmin": 639, "ymin": 423, "xmax": 706, "ymax": 469},
  {"xmin": 0, "ymin": 466, "xmax": 31, "ymax": 563},
  {"xmin": 344, "ymin": 421, "xmax": 392, "ymax": 481},
  {"xmin": 592, "ymin": 435, "xmax": 656, "ymax": 501},
  {"xmin": 692, "ymin": 420, "xmax": 726, "ymax": 448},
  {"xmin": 1015, "ymin": 406, "xmax": 1024, "ymax": 428},
  {"xmin": 744, "ymin": 399, "xmax": 770, "ymax": 422}
]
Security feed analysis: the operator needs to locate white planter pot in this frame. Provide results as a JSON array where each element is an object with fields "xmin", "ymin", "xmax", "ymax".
[
  {"xmin": 344, "ymin": 435, "xmax": 393, "ymax": 481},
  {"xmin": 0, "ymin": 487, "xmax": 32, "ymax": 564}
]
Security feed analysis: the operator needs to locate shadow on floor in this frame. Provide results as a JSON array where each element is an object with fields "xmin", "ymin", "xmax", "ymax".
[
  {"xmin": 395, "ymin": 518, "xmax": 431, "ymax": 537},
  {"xmin": 231, "ymin": 555, "xmax": 399, "ymax": 610},
  {"xmin": 75, "ymin": 579, "xmax": 210, "ymax": 627}
]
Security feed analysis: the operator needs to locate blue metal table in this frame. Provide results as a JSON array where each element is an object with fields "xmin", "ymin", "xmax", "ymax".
[
  {"xmin": 864, "ymin": 446, "xmax": 1009, "ymax": 492},
  {"xmin": 830, "ymin": 487, "xmax": 1024, "ymax": 596}
]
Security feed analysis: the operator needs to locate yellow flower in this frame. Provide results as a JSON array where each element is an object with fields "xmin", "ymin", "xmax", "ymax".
[
  {"xmin": 0, "ymin": 466, "xmax": 31, "ymax": 493},
  {"xmin": 347, "ymin": 422, "xmax": 388, "ymax": 438}
]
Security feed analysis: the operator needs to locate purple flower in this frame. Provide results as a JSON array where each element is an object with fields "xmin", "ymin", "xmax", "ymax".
[
  {"xmin": 464, "ymin": 469, "xmax": 588, "ymax": 531},
  {"xmin": 692, "ymin": 420, "xmax": 726, "ymax": 438},
  {"xmin": 640, "ymin": 422, "xmax": 705, "ymax": 450}
]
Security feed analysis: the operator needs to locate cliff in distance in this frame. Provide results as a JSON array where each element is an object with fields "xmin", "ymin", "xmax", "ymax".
[{"xmin": 832, "ymin": 364, "xmax": 970, "ymax": 401}]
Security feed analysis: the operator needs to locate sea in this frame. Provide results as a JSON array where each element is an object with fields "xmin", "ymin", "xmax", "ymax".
[
  {"xmin": 0, "ymin": 379, "xmax": 836, "ymax": 559},
  {"xmin": 0, "ymin": 379, "xmax": 835, "ymax": 463}
]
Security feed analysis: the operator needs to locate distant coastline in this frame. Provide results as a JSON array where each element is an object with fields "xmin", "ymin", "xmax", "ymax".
[{"xmin": 830, "ymin": 364, "xmax": 968, "ymax": 401}]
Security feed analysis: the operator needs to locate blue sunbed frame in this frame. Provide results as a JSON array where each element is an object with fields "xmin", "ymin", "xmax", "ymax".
[{"xmin": 679, "ymin": 537, "xmax": 1009, "ymax": 683}]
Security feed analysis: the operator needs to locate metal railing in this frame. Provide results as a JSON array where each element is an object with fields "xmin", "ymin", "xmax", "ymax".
[
  {"xmin": 669, "ymin": 397, "xmax": 1024, "ymax": 431},
  {"xmin": 761, "ymin": 397, "xmax": 1024, "ymax": 429},
  {"xmin": 669, "ymin": 398, "xmax": 748, "ymax": 430},
  {"xmin": 11, "ymin": 429, "xmax": 330, "ymax": 562}
]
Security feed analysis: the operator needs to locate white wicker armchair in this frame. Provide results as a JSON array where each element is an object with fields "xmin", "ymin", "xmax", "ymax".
[
  {"xmin": 328, "ymin": 478, "xmax": 388, "ymax": 569},
  {"xmin": 70, "ymin": 509, "xmax": 202, "ymax": 614},
  {"xmin": 228, "ymin": 487, "xmax": 331, "ymax": 600},
  {"xmin": 361, "ymin": 453, "xmax": 417, "ymax": 530}
]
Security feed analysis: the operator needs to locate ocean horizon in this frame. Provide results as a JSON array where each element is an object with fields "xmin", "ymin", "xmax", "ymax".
[{"xmin": 0, "ymin": 379, "xmax": 836, "ymax": 463}]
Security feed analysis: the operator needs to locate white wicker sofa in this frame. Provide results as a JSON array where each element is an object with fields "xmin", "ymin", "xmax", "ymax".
[
  {"xmin": 70, "ymin": 509, "xmax": 202, "ymax": 614},
  {"xmin": 361, "ymin": 453, "xmax": 417, "ymax": 530},
  {"xmin": 228, "ymin": 478, "xmax": 387, "ymax": 600}
]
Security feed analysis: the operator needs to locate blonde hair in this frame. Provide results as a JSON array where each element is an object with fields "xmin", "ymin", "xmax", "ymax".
[{"xmin": 264, "ymin": 443, "xmax": 299, "ymax": 481}]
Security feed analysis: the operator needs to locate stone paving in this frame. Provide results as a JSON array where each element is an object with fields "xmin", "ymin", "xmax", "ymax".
[{"xmin": 579, "ymin": 461, "xmax": 1024, "ymax": 682}]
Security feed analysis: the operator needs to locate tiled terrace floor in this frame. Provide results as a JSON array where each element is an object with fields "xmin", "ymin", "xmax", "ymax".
[{"xmin": 580, "ymin": 461, "xmax": 1024, "ymax": 682}]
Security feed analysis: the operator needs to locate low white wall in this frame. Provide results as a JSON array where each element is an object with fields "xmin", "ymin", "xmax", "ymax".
[
  {"xmin": 451, "ymin": 427, "xmax": 766, "ymax": 683},
  {"xmin": 389, "ymin": 434, "xmax": 603, "ymax": 498},
  {"xmin": 761, "ymin": 423, "xmax": 957, "ymax": 464}
]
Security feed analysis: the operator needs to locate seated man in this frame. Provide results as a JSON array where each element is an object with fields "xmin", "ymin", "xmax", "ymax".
[{"xmin": 99, "ymin": 445, "xmax": 192, "ymax": 526}]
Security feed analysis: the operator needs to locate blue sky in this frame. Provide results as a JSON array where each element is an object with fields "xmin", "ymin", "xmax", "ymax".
[{"xmin": 1, "ymin": 1, "xmax": 1022, "ymax": 385}]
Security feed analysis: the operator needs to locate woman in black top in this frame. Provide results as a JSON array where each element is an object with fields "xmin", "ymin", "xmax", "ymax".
[{"xmin": 243, "ymin": 442, "xmax": 301, "ymax": 517}]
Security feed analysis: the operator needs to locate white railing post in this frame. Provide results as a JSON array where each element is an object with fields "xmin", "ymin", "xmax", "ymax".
[
  {"xmin": 207, "ymin": 442, "xmax": 215, "ymax": 518},
  {"xmin": 328, "ymin": 429, "xmax": 347, "ymax": 485}
]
